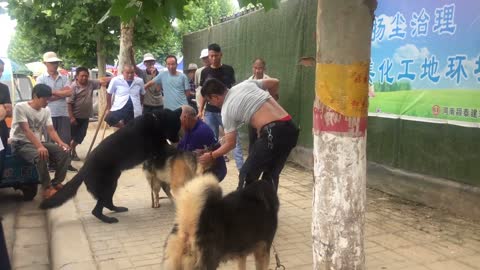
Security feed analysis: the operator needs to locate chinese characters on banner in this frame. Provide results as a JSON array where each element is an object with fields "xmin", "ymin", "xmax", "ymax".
[{"xmin": 369, "ymin": 2, "xmax": 480, "ymax": 125}]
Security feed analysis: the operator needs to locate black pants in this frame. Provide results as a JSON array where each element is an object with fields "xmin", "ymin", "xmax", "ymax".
[
  {"xmin": 248, "ymin": 125, "xmax": 257, "ymax": 155},
  {"xmin": 238, "ymin": 120, "xmax": 299, "ymax": 191}
]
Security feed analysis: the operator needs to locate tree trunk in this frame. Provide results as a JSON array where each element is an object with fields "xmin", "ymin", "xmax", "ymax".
[
  {"xmin": 312, "ymin": 0, "xmax": 377, "ymax": 269},
  {"xmin": 96, "ymin": 30, "xmax": 107, "ymax": 117},
  {"xmin": 118, "ymin": 20, "xmax": 135, "ymax": 74}
]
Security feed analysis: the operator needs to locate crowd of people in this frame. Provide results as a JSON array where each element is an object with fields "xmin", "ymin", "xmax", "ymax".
[{"xmin": 0, "ymin": 42, "xmax": 299, "ymax": 199}]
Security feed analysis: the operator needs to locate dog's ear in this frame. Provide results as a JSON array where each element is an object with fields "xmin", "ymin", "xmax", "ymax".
[
  {"xmin": 173, "ymin": 107, "xmax": 182, "ymax": 119},
  {"xmin": 162, "ymin": 109, "xmax": 182, "ymax": 143}
]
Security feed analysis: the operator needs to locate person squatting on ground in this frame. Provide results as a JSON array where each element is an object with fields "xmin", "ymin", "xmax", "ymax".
[
  {"xmin": 197, "ymin": 43, "xmax": 244, "ymax": 170},
  {"xmin": 133, "ymin": 53, "xmax": 164, "ymax": 114},
  {"xmin": 144, "ymin": 55, "xmax": 190, "ymax": 111},
  {"xmin": 36, "ymin": 51, "xmax": 77, "ymax": 171},
  {"xmin": 178, "ymin": 105, "xmax": 227, "ymax": 181},
  {"xmin": 10, "ymin": 84, "xmax": 71, "ymax": 199},
  {"xmin": 105, "ymin": 64, "xmax": 145, "ymax": 128},
  {"xmin": 198, "ymin": 78, "xmax": 299, "ymax": 191},
  {"xmin": 68, "ymin": 67, "xmax": 110, "ymax": 161}
]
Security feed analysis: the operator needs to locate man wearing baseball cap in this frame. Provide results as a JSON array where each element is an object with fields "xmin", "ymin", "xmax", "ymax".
[
  {"xmin": 10, "ymin": 84, "xmax": 71, "ymax": 199},
  {"xmin": 133, "ymin": 53, "xmax": 163, "ymax": 114},
  {"xmin": 36, "ymin": 51, "xmax": 77, "ymax": 171}
]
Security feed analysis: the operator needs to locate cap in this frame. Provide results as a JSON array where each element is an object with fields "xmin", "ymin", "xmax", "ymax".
[
  {"xmin": 33, "ymin": 84, "xmax": 53, "ymax": 98},
  {"xmin": 143, "ymin": 53, "xmax": 156, "ymax": 62},
  {"xmin": 187, "ymin": 63, "xmax": 198, "ymax": 71},
  {"xmin": 199, "ymin": 49, "xmax": 208, "ymax": 59},
  {"xmin": 43, "ymin": 52, "xmax": 62, "ymax": 63}
]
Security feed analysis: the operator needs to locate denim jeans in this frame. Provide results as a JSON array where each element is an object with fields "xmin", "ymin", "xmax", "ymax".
[
  {"xmin": 204, "ymin": 111, "xmax": 244, "ymax": 170},
  {"xmin": 238, "ymin": 120, "xmax": 299, "ymax": 191}
]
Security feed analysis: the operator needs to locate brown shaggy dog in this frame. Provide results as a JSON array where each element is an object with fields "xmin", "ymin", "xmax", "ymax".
[{"xmin": 163, "ymin": 174, "xmax": 279, "ymax": 270}]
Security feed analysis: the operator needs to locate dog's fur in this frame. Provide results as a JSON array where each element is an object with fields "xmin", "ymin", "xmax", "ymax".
[
  {"xmin": 39, "ymin": 109, "xmax": 182, "ymax": 223},
  {"xmin": 163, "ymin": 174, "xmax": 279, "ymax": 270},
  {"xmin": 143, "ymin": 146, "xmax": 198, "ymax": 208},
  {"xmin": 143, "ymin": 145, "xmax": 218, "ymax": 208}
]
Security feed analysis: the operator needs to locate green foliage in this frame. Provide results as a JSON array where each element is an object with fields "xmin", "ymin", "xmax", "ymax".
[
  {"xmin": 109, "ymin": 0, "xmax": 190, "ymax": 28},
  {"xmin": 7, "ymin": 0, "xmax": 119, "ymax": 68},
  {"xmin": 7, "ymin": 31, "xmax": 42, "ymax": 64},
  {"xmin": 238, "ymin": 0, "xmax": 278, "ymax": 10},
  {"xmin": 373, "ymin": 81, "xmax": 412, "ymax": 92},
  {"xmin": 133, "ymin": 0, "xmax": 235, "ymax": 64},
  {"xmin": 7, "ymin": 0, "xmax": 279, "ymax": 67},
  {"xmin": 178, "ymin": 0, "xmax": 234, "ymax": 34}
]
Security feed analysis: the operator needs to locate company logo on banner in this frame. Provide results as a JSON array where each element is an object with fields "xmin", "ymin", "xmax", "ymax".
[{"xmin": 369, "ymin": 1, "xmax": 480, "ymax": 127}]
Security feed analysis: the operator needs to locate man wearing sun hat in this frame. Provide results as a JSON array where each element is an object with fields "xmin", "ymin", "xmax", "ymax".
[
  {"xmin": 133, "ymin": 53, "xmax": 163, "ymax": 114},
  {"xmin": 186, "ymin": 63, "xmax": 198, "ymax": 110},
  {"xmin": 194, "ymin": 49, "xmax": 210, "ymax": 110},
  {"xmin": 36, "ymin": 51, "xmax": 77, "ymax": 171}
]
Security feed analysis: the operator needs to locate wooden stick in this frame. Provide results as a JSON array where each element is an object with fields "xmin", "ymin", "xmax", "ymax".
[
  {"xmin": 87, "ymin": 105, "xmax": 108, "ymax": 157},
  {"xmin": 100, "ymin": 119, "xmax": 109, "ymax": 140}
]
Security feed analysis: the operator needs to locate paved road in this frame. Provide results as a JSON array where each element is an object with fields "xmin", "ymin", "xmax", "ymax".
[
  {"xmin": 0, "ymin": 186, "xmax": 50, "ymax": 270},
  {"xmin": 72, "ymin": 127, "xmax": 480, "ymax": 270}
]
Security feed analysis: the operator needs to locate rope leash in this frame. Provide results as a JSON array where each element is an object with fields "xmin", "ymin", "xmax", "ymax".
[{"xmin": 272, "ymin": 243, "xmax": 285, "ymax": 270}]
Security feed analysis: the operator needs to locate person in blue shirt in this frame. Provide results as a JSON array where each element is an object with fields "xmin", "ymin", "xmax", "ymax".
[
  {"xmin": 177, "ymin": 105, "xmax": 226, "ymax": 181},
  {"xmin": 144, "ymin": 55, "xmax": 190, "ymax": 111}
]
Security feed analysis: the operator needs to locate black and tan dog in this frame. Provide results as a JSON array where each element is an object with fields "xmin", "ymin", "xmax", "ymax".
[
  {"xmin": 39, "ymin": 109, "xmax": 182, "ymax": 223},
  {"xmin": 143, "ymin": 144, "xmax": 218, "ymax": 208},
  {"xmin": 143, "ymin": 146, "xmax": 198, "ymax": 208},
  {"xmin": 163, "ymin": 174, "xmax": 279, "ymax": 270}
]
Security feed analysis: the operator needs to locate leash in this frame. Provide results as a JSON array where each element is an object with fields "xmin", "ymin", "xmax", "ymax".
[{"xmin": 272, "ymin": 243, "xmax": 285, "ymax": 270}]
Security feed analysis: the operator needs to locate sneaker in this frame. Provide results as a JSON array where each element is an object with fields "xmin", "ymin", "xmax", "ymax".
[
  {"xmin": 67, "ymin": 165, "xmax": 78, "ymax": 172},
  {"xmin": 43, "ymin": 187, "xmax": 57, "ymax": 199}
]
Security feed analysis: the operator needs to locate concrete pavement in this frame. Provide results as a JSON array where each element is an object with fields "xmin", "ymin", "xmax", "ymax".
[{"xmin": 2, "ymin": 124, "xmax": 480, "ymax": 269}]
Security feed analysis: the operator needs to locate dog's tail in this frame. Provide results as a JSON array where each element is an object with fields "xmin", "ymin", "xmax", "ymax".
[{"xmin": 39, "ymin": 167, "xmax": 87, "ymax": 209}]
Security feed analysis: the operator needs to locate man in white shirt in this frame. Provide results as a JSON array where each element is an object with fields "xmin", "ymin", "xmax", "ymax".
[{"xmin": 105, "ymin": 64, "xmax": 146, "ymax": 128}]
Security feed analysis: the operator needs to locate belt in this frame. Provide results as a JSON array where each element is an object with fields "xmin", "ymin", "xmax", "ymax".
[{"xmin": 260, "ymin": 120, "xmax": 293, "ymax": 133}]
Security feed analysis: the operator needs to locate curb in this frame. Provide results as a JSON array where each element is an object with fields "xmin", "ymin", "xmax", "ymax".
[
  {"xmin": 46, "ymin": 199, "xmax": 96, "ymax": 269},
  {"xmin": 368, "ymin": 161, "xmax": 480, "ymax": 221}
]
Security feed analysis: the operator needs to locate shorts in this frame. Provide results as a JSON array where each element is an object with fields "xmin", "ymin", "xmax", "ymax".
[
  {"xmin": 105, "ymin": 98, "xmax": 134, "ymax": 126},
  {"xmin": 71, "ymin": 118, "xmax": 89, "ymax": 144}
]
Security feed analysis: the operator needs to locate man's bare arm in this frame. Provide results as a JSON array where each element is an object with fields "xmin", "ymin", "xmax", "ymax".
[
  {"xmin": 46, "ymin": 125, "xmax": 69, "ymax": 148},
  {"xmin": 262, "ymin": 78, "xmax": 279, "ymax": 100},
  {"xmin": 3, "ymin": 104, "xmax": 12, "ymax": 117},
  {"xmin": 52, "ymin": 86, "xmax": 72, "ymax": 98}
]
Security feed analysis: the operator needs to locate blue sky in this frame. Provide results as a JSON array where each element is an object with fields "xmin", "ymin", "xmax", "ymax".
[{"xmin": 371, "ymin": 0, "xmax": 480, "ymax": 89}]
